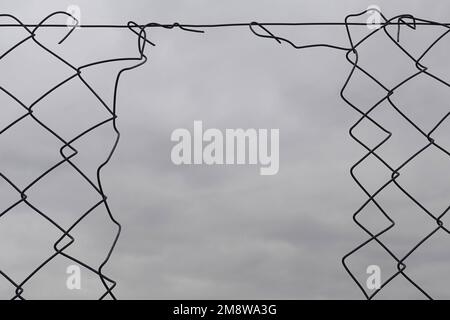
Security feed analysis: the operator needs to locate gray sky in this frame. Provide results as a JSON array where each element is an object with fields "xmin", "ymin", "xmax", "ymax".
[{"xmin": 0, "ymin": 0, "xmax": 449, "ymax": 299}]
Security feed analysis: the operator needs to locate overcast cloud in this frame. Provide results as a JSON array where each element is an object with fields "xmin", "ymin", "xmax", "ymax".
[{"xmin": 0, "ymin": 0, "xmax": 449, "ymax": 299}]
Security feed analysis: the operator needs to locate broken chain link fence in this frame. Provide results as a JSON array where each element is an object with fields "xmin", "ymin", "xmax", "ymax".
[{"xmin": 0, "ymin": 8, "xmax": 449, "ymax": 299}]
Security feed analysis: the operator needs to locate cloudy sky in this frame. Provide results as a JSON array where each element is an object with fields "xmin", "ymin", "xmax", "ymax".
[{"xmin": 0, "ymin": 0, "xmax": 449, "ymax": 299}]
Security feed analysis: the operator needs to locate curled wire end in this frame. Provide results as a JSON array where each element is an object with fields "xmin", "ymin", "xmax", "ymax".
[
  {"xmin": 250, "ymin": 20, "xmax": 350, "ymax": 51},
  {"xmin": 249, "ymin": 22, "xmax": 281, "ymax": 44},
  {"xmin": 32, "ymin": 11, "xmax": 79, "ymax": 45},
  {"xmin": 397, "ymin": 14, "xmax": 417, "ymax": 42},
  {"xmin": 172, "ymin": 22, "xmax": 204, "ymax": 33},
  {"xmin": 127, "ymin": 21, "xmax": 155, "ymax": 47},
  {"xmin": 59, "ymin": 16, "xmax": 79, "ymax": 45}
]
